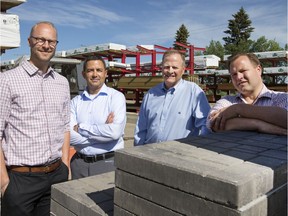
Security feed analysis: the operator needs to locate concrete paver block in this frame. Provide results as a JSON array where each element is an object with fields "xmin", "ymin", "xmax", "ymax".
[
  {"xmin": 114, "ymin": 187, "xmax": 182, "ymax": 216},
  {"xmin": 51, "ymin": 172, "xmax": 115, "ymax": 216},
  {"xmin": 114, "ymin": 132, "xmax": 285, "ymax": 208},
  {"xmin": 113, "ymin": 205, "xmax": 135, "ymax": 216}
]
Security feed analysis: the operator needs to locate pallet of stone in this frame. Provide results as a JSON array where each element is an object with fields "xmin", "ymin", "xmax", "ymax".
[{"xmin": 114, "ymin": 131, "xmax": 287, "ymax": 216}]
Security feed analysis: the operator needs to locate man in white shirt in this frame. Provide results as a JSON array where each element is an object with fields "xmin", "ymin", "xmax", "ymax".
[{"xmin": 70, "ymin": 56, "xmax": 126, "ymax": 179}]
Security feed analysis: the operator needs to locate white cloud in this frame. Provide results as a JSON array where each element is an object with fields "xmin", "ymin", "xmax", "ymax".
[{"xmin": 2, "ymin": 0, "xmax": 287, "ymax": 61}]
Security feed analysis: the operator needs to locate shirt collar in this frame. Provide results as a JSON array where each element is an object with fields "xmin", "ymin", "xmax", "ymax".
[
  {"xmin": 22, "ymin": 60, "xmax": 55, "ymax": 78},
  {"xmin": 82, "ymin": 84, "xmax": 108, "ymax": 100},
  {"xmin": 236, "ymin": 84, "xmax": 272, "ymax": 103},
  {"xmin": 161, "ymin": 78, "xmax": 184, "ymax": 93}
]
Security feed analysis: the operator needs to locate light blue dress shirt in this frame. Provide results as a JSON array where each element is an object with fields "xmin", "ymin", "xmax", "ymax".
[
  {"xmin": 70, "ymin": 84, "xmax": 126, "ymax": 155},
  {"xmin": 134, "ymin": 79, "xmax": 211, "ymax": 145}
]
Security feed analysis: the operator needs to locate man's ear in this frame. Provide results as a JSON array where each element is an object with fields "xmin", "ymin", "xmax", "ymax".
[
  {"xmin": 28, "ymin": 37, "xmax": 32, "ymax": 48},
  {"xmin": 256, "ymin": 65, "xmax": 262, "ymax": 76}
]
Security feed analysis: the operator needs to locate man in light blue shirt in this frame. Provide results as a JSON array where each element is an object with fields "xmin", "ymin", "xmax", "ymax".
[
  {"xmin": 134, "ymin": 49, "xmax": 210, "ymax": 145},
  {"xmin": 70, "ymin": 56, "xmax": 126, "ymax": 179}
]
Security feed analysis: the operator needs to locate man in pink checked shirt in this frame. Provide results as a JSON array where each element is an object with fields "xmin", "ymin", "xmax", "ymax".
[{"xmin": 0, "ymin": 21, "xmax": 70, "ymax": 216}]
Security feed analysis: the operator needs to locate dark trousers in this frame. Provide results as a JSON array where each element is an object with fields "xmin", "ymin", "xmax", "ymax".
[
  {"xmin": 70, "ymin": 153, "xmax": 116, "ymax": 180},
  {"xmin": 1, "ymin": 162, "xmax": 68, "ymax": 216}
]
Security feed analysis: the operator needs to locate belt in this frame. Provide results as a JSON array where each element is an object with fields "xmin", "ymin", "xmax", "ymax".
[
  {"xmin": 77, "ymin": 152, "xmax": 114, "ymax": 163},
  {"xmin": 8, "ymin": 159, "xmax": 62, "ymax": 173}
]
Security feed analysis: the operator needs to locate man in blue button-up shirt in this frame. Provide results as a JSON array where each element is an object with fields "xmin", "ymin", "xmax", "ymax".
[
  {"xmin": 70, "ymin": 56, "xmax": 126, "ymax": 179},
  {"xmin": 134, "ymin": 49, "xmax": 210, "ymax": 145}
]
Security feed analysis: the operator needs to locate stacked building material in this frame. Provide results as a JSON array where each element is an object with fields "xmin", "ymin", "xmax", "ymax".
[
  {"xmin": 1, "ymin": 0, "xmax": 25, "ymax": 53},
  {"xmin": 51, "ymin": 172, "xmax": 115, "ymax": 216},
  {"xmin": 114, "ymin": 131, "xmax": 287, "ymax": 216}
]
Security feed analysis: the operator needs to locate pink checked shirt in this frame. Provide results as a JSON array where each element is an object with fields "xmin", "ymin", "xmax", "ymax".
[{"xmin": 0, "ymin": 60, "xmax": 70, "ymax": 166}]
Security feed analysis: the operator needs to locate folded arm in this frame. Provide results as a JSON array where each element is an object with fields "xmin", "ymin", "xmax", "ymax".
[
  {"xmin": 78, "ymin": 111, "xmax": 126, "ymax": 142},
  {"xmin": 210, "ymin": 104, "xmax": 287, "ymax": 134},
  {"xmin": 214, "ymin": 117, "xmax": 287, "ymax": 136}
]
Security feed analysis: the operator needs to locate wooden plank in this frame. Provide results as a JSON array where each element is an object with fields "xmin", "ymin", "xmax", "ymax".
[
  {"xmin": 217, "ymin": 83, "xmax": 235, "ymax": 91},
  {"xmin": 268, "ymin": 85, "xmax": 288, "ymax": 92}
]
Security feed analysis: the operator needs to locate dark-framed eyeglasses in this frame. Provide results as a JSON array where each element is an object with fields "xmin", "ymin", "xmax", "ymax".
[{"xmin": 30, "ymin": 36, "xmax": 59, "ymax": 47}]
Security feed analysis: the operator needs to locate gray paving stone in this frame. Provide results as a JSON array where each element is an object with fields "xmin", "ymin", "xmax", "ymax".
[
  {"xmin": 249, "ymin": 156, "xmax": 287, "ymax": 188},
  {"xmin": 259, "ymin": 149, "xmax": 287, "ymax": 160},
  {"xmin": 114, "ymin": 187, "xmax": 182, "ymax": 216},
  {"xmin": 237, "ymin": 140, "xmax": 285, "ymax": 150},
  {"xmin": 234, "ymin": 144, "xmax": 267, "ymax": 153},
  {"xmin": 115, "ymin": 170, "xmax": 241, "ymax": 216},
  {"xmin": 222, "ymin": 150, "xmax": 257, "ymax": 161},
  {"xmin": 115, "ymin": 169, "xmax": 287, "ymax": 216},
  {"xmin": 113, "ymin": 205, "xmax": 135, "ymax": 216},
  {"xmin": 48, "ymin": 130, "xmax": 286, "ymax": 216},
  {"xmin": 209, "ymin": 141, "xmax": 241, "ymax": 149},
  {"xmin": 51, "ymin": 172, "xmax": 115, "ymax": 216},
  {"xmin": 114, "ymin": 139, "xmax": 275, "ymax": 208},
  {"xmin": 50, "ymin": 199, "xmax": 77, "ymax": 216},
  {"xmin": 238, "ymin": 184, "xmax": 287, "ymax": 216}
]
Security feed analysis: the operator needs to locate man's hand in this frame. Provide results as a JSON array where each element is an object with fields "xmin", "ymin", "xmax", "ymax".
[
  {"xmin": 1, "ymin": 146, "xmax": 9, "ymax": 197},
  {"xmin": 210, "ymin": 105, "xmax": 240, "ymax": 131},
  {"xmin": 1, "ymin": 180, "xmax": 9, "ymax": 196},
  {"xmin": 105, "ymin": 112, "xmax": 114, "ymax": 124},
  {"xmin": 210, "ymin": 107, "xmax": 227, "ymax": 131}
]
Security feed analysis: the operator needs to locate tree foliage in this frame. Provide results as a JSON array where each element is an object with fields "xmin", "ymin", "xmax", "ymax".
[
  {"xmin": 250, "ymin": 36, "xmax": 283, "ymax": 52},
  {"xmin": 205, "ymin": 40, "xmax": 225, "ymax": 60},
  {"xmin": 173, "ymin": 24, "xmax": 190, "ymax": 51},
  {"xmin": 223, "ymin": 7, "xmax": 254, "ymax": 54},
  {"xmin": 172, "ymin": 7, "xmax": 285, "ymax": 60}
]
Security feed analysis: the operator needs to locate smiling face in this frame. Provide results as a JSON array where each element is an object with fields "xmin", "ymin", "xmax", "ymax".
[
  {"xmin": 82, "ymin": 59, "xmax": 107, "ymax": 95},
  {"xmin": 28, "ymin": 22, "xmax": 57, "ymax": 70},
  {"xmin": 229, "ymin": 55, "xmax": 263, "ymax": 97},
  {"xmin": 162, "ymin": 52, "xmax": 185, "ymax": 89}
]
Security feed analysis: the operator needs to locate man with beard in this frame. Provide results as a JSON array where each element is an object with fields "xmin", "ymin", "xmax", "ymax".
[
  {"xmin": 134, "ymin": 49, "xmax": 210, "ymax": 145},
  {"xmin": 0, "ymin": 21, "xmax": 70, "ymax": 215}
]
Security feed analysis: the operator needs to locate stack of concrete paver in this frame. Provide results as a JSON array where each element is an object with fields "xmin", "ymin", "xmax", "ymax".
[
  {"xmin": 114, "ymin": 131, "xmax": 287, "ymax": 216},
  {"xmin": 51, "ymin": 172, "xmax": 115, "ymax": 216}
]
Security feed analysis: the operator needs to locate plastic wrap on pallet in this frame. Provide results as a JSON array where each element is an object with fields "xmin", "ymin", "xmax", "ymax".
[
  {"xmin": 65, "ymin": 43, "xmax": 126, "ymax": 56},
  {"xmin": 223, "ymin": 51, "xmax": 288, "ymax": 61},
  {"xmin": 0, "ymin": 13, "xmax": 20, "ymax": 48}
]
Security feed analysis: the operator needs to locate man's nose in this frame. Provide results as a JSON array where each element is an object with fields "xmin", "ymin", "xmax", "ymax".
[
  {"xmin": 236, "ymin": 72, "xmax": 243, "ymax": 80},
  {"xmin": 167, "ymin": 66, "xmax": 174, "ymax": 72},
  {"xmin": 42, "ymin": 40, "xmax": 50, "ymax": 48}
]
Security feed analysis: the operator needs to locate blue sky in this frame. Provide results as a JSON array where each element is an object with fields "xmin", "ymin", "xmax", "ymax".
[{"xmin": 1, "ymin": 0, "xmax": 287, "ymax": 61}]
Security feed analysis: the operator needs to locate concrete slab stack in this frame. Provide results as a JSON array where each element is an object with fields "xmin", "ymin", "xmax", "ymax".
[
  {"xmin": 114, "ymin": 131, "xmax": 287, "ymax": 216},
  {"xmin": 51, "ymin": 172, "xmax": 115, "ymax": 216}
]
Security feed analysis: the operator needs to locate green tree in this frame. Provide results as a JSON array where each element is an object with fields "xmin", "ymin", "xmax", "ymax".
[
  {"xmin": 250, "ymin": 36, "xmax": 283, "ymax": 52},
  {"xmin": 204, "ymin": 40, "xmax": 225, "ymax": 60},
  {"xmin": 223, "ymin": 7, "xmax": 254, "ymax": 55},
  {"xmin": 173, "ymin": 24, "xmax": 190, "ymax": 51}
]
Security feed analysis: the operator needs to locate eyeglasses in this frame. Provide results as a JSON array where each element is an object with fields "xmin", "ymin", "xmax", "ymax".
[{"xmin": 30, "ymin": 36, "xmax": 59, "ymax": 47}]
